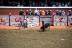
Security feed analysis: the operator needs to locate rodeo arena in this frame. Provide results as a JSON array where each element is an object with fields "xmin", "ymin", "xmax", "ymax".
[
  {"xmin": 0, "ymin": 7, "xmax": 72, "ymax": 29},
  {"xmin": 0, "ymin": 7, "xmax": 72, "ymax": 48}
]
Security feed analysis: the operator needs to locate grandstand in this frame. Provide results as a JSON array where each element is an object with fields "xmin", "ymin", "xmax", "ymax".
[
  {"xmin": 0, "ymin": 7, "xmax": 72, "ymax": 28},
  {"xmin": 0, "ymin": 0, "xmax": 72, "ymax": 7},
  {"xmin": 0, "ymin": 0, "xmax": 72, "ymax": 48}
]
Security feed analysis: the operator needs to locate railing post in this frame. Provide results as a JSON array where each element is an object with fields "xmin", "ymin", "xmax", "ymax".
[
  {"xmin": 9, "ymin": 12, "xmax": 11, "ymax": 26},
  {"xmin": 38, "ymin": 12, "xmax": 40, "ymax": 26},
  {"xmin": 52, "ymin": 12, "xmax": 55, "ymax": 26},
  {"xmin": 67, "ymin": 13, "xmax": 69, "ymax": 26}
]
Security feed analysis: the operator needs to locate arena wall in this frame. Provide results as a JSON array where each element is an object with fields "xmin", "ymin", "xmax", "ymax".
[
  {"xmin": 0, "ymin": 7, "xmax": 72, "ymax": 29},
  {"xmin": 0, "ymin": 7, "xmax": 72, "ymax": 15}
]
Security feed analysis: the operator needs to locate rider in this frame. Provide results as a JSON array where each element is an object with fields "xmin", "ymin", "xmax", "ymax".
[{"xmin": 42, "ymin": 20, "xmax": 45, "ymax": 31}]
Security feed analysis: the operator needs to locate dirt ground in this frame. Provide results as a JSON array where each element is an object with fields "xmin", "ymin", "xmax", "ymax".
[{"xmin": 0, "ymin": 26, "xmax": 72, "ymax": 48}]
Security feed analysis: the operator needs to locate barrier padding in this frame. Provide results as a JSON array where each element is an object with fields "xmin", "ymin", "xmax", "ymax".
[
  {"xmin": 0, "ymin": 26, "xmax": 19, "ymax": 29},
  {"xmin": 0, "ymin": 26, "xmax": 69, "ymax": 29}
]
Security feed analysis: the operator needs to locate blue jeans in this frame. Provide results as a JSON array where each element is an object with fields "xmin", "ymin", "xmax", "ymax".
[
  {"xmin": 23, "ymin": 23, "xmax": 27, "ymax": 28},
  {"xmin": 34, "ymin": 13, "xmax": 37, "ymax": 16},
  {"xmin": 20, "ymin": 21, "xmax": 22, "ymax": 26}
]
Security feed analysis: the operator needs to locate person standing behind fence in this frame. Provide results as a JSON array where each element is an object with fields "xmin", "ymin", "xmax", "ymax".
[
  {"xmin": 48, "ymin": 10, "xmax": 52, "ymax": 15},
  {"xmin": 23, "ymin": 19, "xmax": 27, "ymax": 28},
  {"xmin": 42, "ymin": 10, "xmax": 45, "ymax": 16},
  {"xmin": 62, "ymin": 10, "xmax": 65, "ymax": 16},
  {"xmin": 34, "ymin": 8, "xmax": 38, "ymax": 16},
  {"xmin": 56, "ymin": 10, "xmax": 59, "ymax": 16},
  {"xmin": 29, "ymin": 9, "xmax": 32, "ymax": 15},
  {"xmin": 59, "ymin": 10, "xmax": 62, "ymax": 16},
  {"xmin": 68, "ymin": 10, "xmax": 72, "ymax": 16},
  {"xmin": 19, "ymin": 9, "xmax": 24, "ymax": 16},
  {"xmin": 39, "ymin": 10, "xmax": 42, "ymax": 15},
  {"xmin": 26, "ymin": 10, "xmax": 29, "ymax": 15},
  {"xmin": 45, "ymin": 10, "xmax": 49, "ymax": 16}
]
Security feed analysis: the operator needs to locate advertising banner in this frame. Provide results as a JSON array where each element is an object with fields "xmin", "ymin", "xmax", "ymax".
[
  {"xmin": 54, "ymin": 16, "xmax": 67, "ymax": 26},
  {"xmin": 27, "ymin": 16, "xmax": 39, "ymax": 27},
  {"xmin": 68, "ymin": 16, "xmax": 72, "ymax": 26},
  {"xmin": 40, "ymin": 16, "xmax": 52, "ymax": 25},
  {"xmin": 10, "ymin": 15, "xmax": 24, "ymax": 26},
  {"xmin": 0, "ymin": 15, "xmax": 9, "ymax": 26}
]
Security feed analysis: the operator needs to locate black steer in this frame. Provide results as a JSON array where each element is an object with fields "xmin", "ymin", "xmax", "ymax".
[{"xmin": 39, "ymin": 23, "xmax": 50, "ymax": 32}]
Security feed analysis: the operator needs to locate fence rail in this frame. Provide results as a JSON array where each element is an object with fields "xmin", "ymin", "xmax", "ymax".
[{"xmin": 0, "ymin": 15, "xmax": 72, "ymax": 27}]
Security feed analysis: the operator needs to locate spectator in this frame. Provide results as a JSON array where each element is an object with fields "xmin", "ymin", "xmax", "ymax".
[
  {"xmin": 67, "ymin": 2, "xmax": 71, "ymax": 6},
  {"xmin": 45, "ymin": 10, "xmax": 49, "ymax": 16},
  {"xmin": 52, "ymin": 4, "xmax": 56, "ymax": 7},
  {"xmin": 38, "ymin": 3, "xmax": 41, "ymax": 6},
  {"xmin": 62, "ymin": 10, "xmax": 65, "ymax": 16},
  {"xmin": 20, "ymin": 4, "xmax": 23, "ymax": 7},
  {"xmin": 39, "ymin": 10, "xmax": 42, "ymax": 15},
  {"xmin": 65, "ymin": 3, "xmax": 68, "ymax": 7},
  {"xmin": 68, "ymin": 10, "xmax": 72, "ymax": 16},
  {"xmin": 29, "ymin": 9, "xmax": 32, "ymax": 15},
  {"xmin": 19, "ymin": 9, "xmax": 24, "ymax": 16},
  {"xmin": 59, "ymin": 10, "xmax": 62, "ymax": 16},
  {"xmin": 58, "ymin": 3, "xmax": 62, "ymax": 7},
  {"xmin": 41, "ymin": 2, "xmax": 44, "ymax": 6},
  {"xmin": 37, "ymin": 10, "xmax": 40, "ymax": 14},
  {"xmin": 29, "ymin": 1, "xmax": 32, "ymax": 7},
  {"xmin": 56, "ymin": 10, "xmax": 59, "ymax": 15},
  {"xmin": 23, "ymin": 1, "xmax": 26, "ymax": 6},
  {"xmin": 48, "ymin": 10, "xmax": 52, "ymax": 15},
  {"xmin": 45, "ymin": 3, "xmax": 48, "ymax": 7},
  {"xmin": 32, "ymin": 1, "xmax": 36, "ymax": 6},
  {"xmin": 34, "ymin": 8, "xmax": 38, "ymax": 16},
  {"xmin": 61, "ymin": 3, "xmax": 64, "ymax": 7},
  {"xmin": 26, "ymin": 10, "xmax": 29, "ymax": 15},
  {"xmin": 56, "ymin": 3, "xmax": 59, "ymax": 7},
  {"xmin": 17, "ymin": 3, "xmax": 20, "ymax": 7},
  {"xmin": 41, "ymin": 10, "xmax": 45, "ymax": 16},
  {"xmin": 38, "ymin": 10, "xmax": 39, "ymax": 12}
]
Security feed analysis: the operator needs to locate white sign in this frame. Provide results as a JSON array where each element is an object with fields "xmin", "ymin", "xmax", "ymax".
[
  {"xmin": 0, "ymin": 15, "xmax": 9, "ymax": 26},
  {"xmin": 27, "ymin": 16, "xmax": 39, "ymax": 27},
  {"xmin": 40, "ymin": 16, "xmax": 52, "ymax": 24},
  {"xmin": 10, "ymin": 15, "xmax": 24, "ymax": 26},
  {"xmin": 54, "ymin": 16, "xmax": 67, "ymax": 26}
]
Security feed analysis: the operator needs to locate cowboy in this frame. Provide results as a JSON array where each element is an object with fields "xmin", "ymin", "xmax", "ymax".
[{"xmin": 23, "ymin": 19, "xmax": 27, "ymax": 28}]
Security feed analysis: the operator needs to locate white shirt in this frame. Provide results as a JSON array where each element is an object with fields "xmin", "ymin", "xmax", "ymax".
[
  {"xmin": 17, "ymin": 4, "xmax": 20, "ymax": 7},
  {"xmin": 24, "ymin": 20, "xmax": 26, "ymax": 23},
  {"xmin": 65, "ymin": 4, "xmax": 68, "ymax": 7},
  {"xmin": 34, "ymin": 10, "xmax": 38, "ymax": 13}
]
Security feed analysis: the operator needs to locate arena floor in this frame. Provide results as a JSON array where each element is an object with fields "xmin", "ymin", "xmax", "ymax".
[{"xmin": 0, "ymin": 26, "xmax": 72, "ymax": 48}]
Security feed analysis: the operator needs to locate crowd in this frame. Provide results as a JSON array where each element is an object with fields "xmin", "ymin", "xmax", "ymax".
[
  {"xmin": 16, "ymin": 1, "xmax": 71, "ymax": 7},
  {"xmin": 19, "ymin": 9, "xmax": 72, "ymax": 29},
  {"xmin": 52, "ymin": 2, "xmax": 71, "ymax": 7},
  {"xmin": 17, "ymin": 1, "xmax": 70, "ymax": 7},
  {"xmin": 16, "ymin": 2, "xmax": 47, "ymax": 7},
  {"xmin": 0, "ymin": 0, "xmax": 71, "ymax": 7},
  {"xmin": 19, "ymin": 9, "xmax": 72, "ymax": 16}
]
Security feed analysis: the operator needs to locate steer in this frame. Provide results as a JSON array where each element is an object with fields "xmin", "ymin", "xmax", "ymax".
[{"xmin": 39, "ymin": 23, "xmax": 50, "ymax": 32}]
